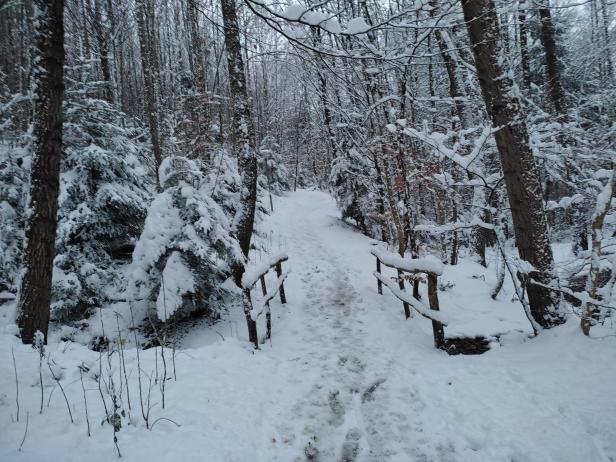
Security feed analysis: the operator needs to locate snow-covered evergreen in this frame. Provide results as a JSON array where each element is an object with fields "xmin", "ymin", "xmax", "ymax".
[
  {"xmin": 129, "ymin": 155, "xmax": 242, "ymax": 324},
  {"xmin": 0, "ymin": 142, "xmax": 29, "ymax": 294},
  {"xmin": 259, "ymin": 135, "xmax": 289, "ymax": 193},
  {"xmin": 52, "ymin": 97, "xmax": 153, "ymax": 322}
]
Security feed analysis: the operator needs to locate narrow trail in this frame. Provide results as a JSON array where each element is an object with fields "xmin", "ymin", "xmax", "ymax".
[
  {"xmin": 263, "ymin": 190, "xmax": 415, "ymax": 461},
  {"xmin": 255, "ymin": 190, "xmax": 615, "ymax": 462}
]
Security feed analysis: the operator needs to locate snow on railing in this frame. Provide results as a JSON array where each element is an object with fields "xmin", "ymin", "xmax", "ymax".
[
  {"xmin": 250, "ymin": 270, "xmax": 291, "ymax": 340},
  {"xmin": 370, "ymin": 249, "xmax": 444, "ymax": 275},
  {"xmin": 242, "ymin": 252, "xmax": 289, "ymax": 348},
  {"xmin": 373, "ymin": 271, "xmax": 449, "ymax": 325},
  {"xmin": 242, "ymin": 252, "xmax": 289, "ymax": 289},
  {"xmin": 371, "ymin": 248, "xmax": 446, "ymax": 349}
]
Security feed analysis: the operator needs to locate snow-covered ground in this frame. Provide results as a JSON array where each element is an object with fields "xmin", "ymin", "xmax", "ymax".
[{"xmin": 1, "ymin": 189, "xmax": 615, "ymax": 461}]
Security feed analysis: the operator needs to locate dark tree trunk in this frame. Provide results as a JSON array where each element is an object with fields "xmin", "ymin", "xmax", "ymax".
[
  {"xmin": 429, "ymin": 0, "xmax": 465, "ymax": 127},
  {"xmin": 17, "ymin": 0, "xmax": 65, "ymax": 344},
  {"xmin": 221, "ymin": 0, "xmax": 258, "ymax": 283},
  {"xmin": 185, "ymin": 0, "xmax": 210, "ymax": 161},
  {"xmin": 538, "ymin": 3, "xmax": 566, "ymax": 116},
  {"xmin": 518, "ymin": 0, "xmax": 531, "ymax": 89},
  {"xmin": 461, "ymin": 0, "xmax": 564, "ymax": 328},
  {"xmin": 599, "ymin": 0, "xmax": 615, "ymax": 83},
  {"xmin": 136, "ymin": 0, "xmax": 163, "ymax": 180},
  {"xmin": 222, "ymin": 3, "xmax": 260, "ymax": 346},
  {"xmin": 95, "ymin": 0, "xmax": 113, "ymax": 103},
  {"xmin": 319, "ymin": 72, "xmax": 337, "ymax": 161}
]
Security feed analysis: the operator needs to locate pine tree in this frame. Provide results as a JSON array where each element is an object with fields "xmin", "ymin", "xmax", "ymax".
[
  {"xmin": 129, "ymin": 155, "xmax": 242, "ymax": 324},
  {"xmin": 52, "ymin": 97, "xmax": 153, "ymax": 322},
  {"xmin": 259, "ymin": 135, "xmax": 289, "ymax": 211}
]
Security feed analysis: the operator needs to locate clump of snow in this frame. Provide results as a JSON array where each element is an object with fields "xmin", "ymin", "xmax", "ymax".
[
  {"xmin": 282, "ymin": 4, "xmax": 305, "ymax": 20},
  {"xmin": 130, "ymin": 191, "xmax": 182, "ymax": 298},
  {"xmin": 323, "ymin": 17, "xmax": 341, "ymax": 34},
  {"xmin": 156, "ymin": 251, "xmax": 195, "ymax": 322},
  {"xmin": 302, "ymin": 10, "xmax": 328, "ymax": 26},
  {"xmin": 346, "ymin": 17, "xmax": 370, "ymax": 34}
]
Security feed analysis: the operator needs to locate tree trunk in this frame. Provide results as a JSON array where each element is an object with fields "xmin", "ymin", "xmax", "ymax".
[
  {"xmin": 94, "ymin": 0, "xmax": 113, "ymax": 102},
  {"xmin": 599, "ymin": 0, "xmax": 615, "ymax": 83},
  {"xmin": 518, "ymin": 0, "xmax": 531, "ymax": 89},
  {"xmin": 429, "ymin": 0, "xmax": 465, "ymax": 126},
  {"xmin": 221, "ymin": 0, "xmax": 258, "ymax": 283},
  {"xmin": 538, "ymin": 2, "xmax": 567, "ymax": 116},
  {"xmin": 461, "ymin": 0, "xmax": 564, "ymax": 328},
  {"xmin": 581, "ymin": 165, "xmax": 615, "ymax": 335},
  {"xmin": 136, "ymin": 0, "xmax": 163, "ymax": 181},
  {"xmin": 17, "ymin": 0, "xmax": 65, "ymax": 344}
]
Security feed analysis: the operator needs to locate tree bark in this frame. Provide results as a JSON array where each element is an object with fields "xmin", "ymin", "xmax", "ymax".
[
  {"xmin": 17, "ymin": 0, "xmax": 65, "ymax": 344},
  {"xmin": 221, "ymin": 0, "xmax": 258, "ymax": 283},
  {"xmin": 599, "ymin": 0, "xmax": 615, "ymax": 83},
  {"xmin": 581, "ymin": 165, "xmax": 614, "ymax": 335},
  {"xmin": 538, "ymin": 2, "xmax": 567, "ymax": 116},
  {"xmin": 518, "ymin": 0, "xmax": 531, "ymax": 89},
  {"xmin": 136, "ymin": 0, "xmax": 163, "ymax": 180},
  {"xmin": 461, "ymin": 0, "xmax": 564, "ymax": 328},
  {"xmin": 94, "ymin": 0, "xmax": 113, "ymax": 102}
]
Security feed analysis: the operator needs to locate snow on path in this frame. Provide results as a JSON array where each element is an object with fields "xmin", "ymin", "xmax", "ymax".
[
  {"xmin": 253, "ymin": 190, "xmax": 616, "ymax": 462},
  {"xmin": 1, "ymin": 189, "xmax": 615, "ymax": 462}
]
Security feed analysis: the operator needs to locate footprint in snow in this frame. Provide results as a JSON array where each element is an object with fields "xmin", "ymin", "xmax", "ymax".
[{"xmin": 341, "ymin": 428, "xmax": 362, "ymax": 462}]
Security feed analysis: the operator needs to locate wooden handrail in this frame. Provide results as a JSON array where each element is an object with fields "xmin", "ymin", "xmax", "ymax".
[
  {"xmin": 370, "ymin": 248, "xmax": 443, "ymax": 275},
  {"xmin": 372, "ymin": 248, "xmax": 446, "ymax": 349},
  {"xmin": 373, "ymin": 272, "xmax": 448, "ymax": 325},
  {"xmin": 242, "ymin": 253, "xmax": 289, "ymax": 348},
  {"xmin": 242, "ymin": 253, "xmax": 289, "ymax": 290}
]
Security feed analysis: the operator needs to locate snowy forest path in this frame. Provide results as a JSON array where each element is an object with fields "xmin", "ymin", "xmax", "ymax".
[
  {"xmin": 1, "ymin": 190, "xmax": 614, "ymax": 462},
  {"xmin": 263, "ymin": 189, "xmax": 417, "ymax": 461}
]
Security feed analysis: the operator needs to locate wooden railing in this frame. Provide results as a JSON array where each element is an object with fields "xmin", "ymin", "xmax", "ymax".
[
  {"xmin": 371, "ymin": 248, "xmax": 447, "ymax": 349},
  {"xmin": 241, "ymin": 253, "xmax": 289, "ymax": 348}
]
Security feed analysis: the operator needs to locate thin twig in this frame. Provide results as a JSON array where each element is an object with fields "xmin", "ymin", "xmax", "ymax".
[
  {"xmin": 115, "ymin": 313, "xmax": 131, "ymax": 412},
  {"xmin": 79, "ymin": 367, "xmax": 91, "ymax": 437},
  {"xmin": 149, "ymin": 417, "xmax": 182, "ymax": 430},
  {"xmin": 18, "ymin": 412, "xmax": 29, "ymax": 452},
  {"xmin": 11, "ymin": 346, "xmax": 19, "ymax": 422},
  {"xmin": 130, "ymin": 303, "xmax": 148, "ymax": 428},
  {"xmin": 47, "ymin": 356, "xmax": 74, "ymax": 423}
]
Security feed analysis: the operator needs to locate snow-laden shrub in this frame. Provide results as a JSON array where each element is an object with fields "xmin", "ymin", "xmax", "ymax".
[
  {"xmin": 259, "ymin": 135, "xmax": 289, "ymax": 193},
  {"xmin": 329, "ymin": 148, "xmax": 378, "ymax": 236},
  {"xmin": 52, "ymin": 98, "xmax": 153, "ymax": 322},
  {"xmin": 206, "ymin": 149, "xmax": 242, "ymax": 219},
  {"xmin": 0, "ymin": 141, "xmax": 29, "ymax": 293},
  {"xmin": 130, "ymin": 155, "xmax": 242, "ymax": 323}
]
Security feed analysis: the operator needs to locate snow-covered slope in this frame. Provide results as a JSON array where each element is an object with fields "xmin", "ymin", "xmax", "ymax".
[{"xmin": 1, "ymin": 190, "xmax": 615, "ymax": 461}]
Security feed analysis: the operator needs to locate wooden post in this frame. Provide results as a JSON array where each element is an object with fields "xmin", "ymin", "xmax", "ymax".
[
  {"xmin": 243, "ymin": 289, "xmax": 259, "ymax": 349},
  {"xmin": 398, "ymin": 269, "xmax": 411, "ymax": 319},
  {"xmin": 413, "ymin": 279, "xmax": 420, "ymax": 300},
  {"xmin": 376, "ymin": 257, "xmax": 383, "ymax": 295},
  {"xmin": 427, "ymin": 273, "xmax": 445, "ymax": 349},
  {"xmin": 265, "ymin": 302, "xmax": 271, "ymax": 340},
  {"xmin": 275, "ymin": 262, "xmax": 287, "ymax": 304},
  {"xmin": 262, "ymin": 275, "xmax": 271, "ymax": 342}
]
